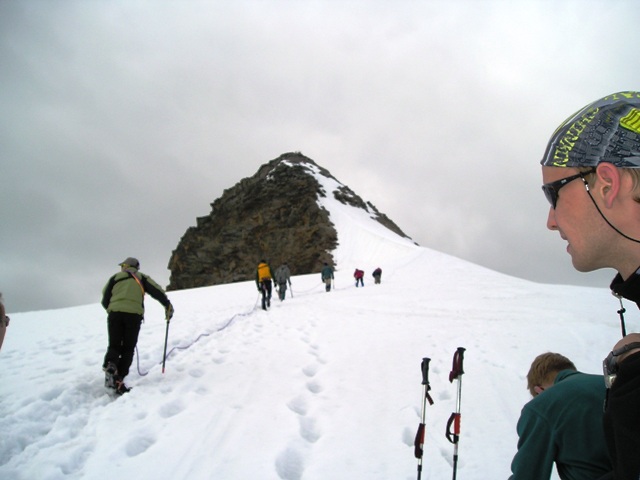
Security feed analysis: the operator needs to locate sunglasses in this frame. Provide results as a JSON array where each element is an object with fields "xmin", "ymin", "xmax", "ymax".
[
  {"xmin": 541, "ymin": 168, "xmax": 596, "ymax": 209},
  {"xmin": 602, "ymin": 341, "xmax": 640, "ymax": 388}
]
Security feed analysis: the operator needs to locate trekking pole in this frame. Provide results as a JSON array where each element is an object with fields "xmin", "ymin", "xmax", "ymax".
[
  {"xmin": 161, "ymin": 313, "xmax": 171, "ymax": 374},
  {"xmin": 446, "ymin": 347, "xmax": 466, "ymax": 480},
  {"xmin": 414, "ymin": 357, "xmax": 434, "ymax": 480},
  {"xmin": 289, "ymin": 282, "xmax": 293, "ymax": 298}
]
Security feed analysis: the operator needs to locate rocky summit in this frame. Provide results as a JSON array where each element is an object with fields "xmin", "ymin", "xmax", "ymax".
[{"xmin": 167, "ymin": 152, "xmax": 412, "ymax": 291}]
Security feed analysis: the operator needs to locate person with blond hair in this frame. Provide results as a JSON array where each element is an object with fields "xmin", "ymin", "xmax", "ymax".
[
  {"xmin": 540, "ymin": 91, "xmax": 640, "ymax": 478},
  {"xmin": 509, "ymin": 352, "xmax": 611, "ymax": 480}
]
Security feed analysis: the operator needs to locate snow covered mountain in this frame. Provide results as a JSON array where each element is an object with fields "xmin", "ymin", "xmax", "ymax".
[
  {"xmin": 168, "ymin": 153, "xmax": 414, "ymax": 291},
  {"xmin": 0, "ymin": 171, "xmax": 625, "ymax": 479}
]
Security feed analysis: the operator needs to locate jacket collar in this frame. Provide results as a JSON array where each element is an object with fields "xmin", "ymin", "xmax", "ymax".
[{"xmin": 610, "ymin": 266, "xmax": 640, "ymax": 306}]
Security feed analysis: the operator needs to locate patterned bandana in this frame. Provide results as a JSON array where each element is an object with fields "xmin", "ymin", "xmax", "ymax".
[{"xmin": 541, "ymin": 91, "xmax": 640, "ymax": 168}]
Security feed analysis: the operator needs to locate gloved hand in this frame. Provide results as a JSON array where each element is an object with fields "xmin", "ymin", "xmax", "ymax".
[
  {"xmin": 165, "ymin": 304, "xmax": 174, "ymax": 321},
  {"xmin": 4, "ymin": 315, "xmax": 9, "ymax": 327}
]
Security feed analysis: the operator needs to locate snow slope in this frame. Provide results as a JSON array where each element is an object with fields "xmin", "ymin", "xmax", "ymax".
[{"xmin": 0, "ymin": 166, "xmax": 629, "ymax": 479}]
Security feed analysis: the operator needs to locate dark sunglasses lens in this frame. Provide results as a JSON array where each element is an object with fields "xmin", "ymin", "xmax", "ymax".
[{"xmin": 542, "ymin": 185, "xmax": 557, "ymax": 208}]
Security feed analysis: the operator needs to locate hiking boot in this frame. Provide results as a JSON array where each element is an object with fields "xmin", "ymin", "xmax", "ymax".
[
  {"xmin": 113, "ymin": 376, "xmax": 131, "ymax": 395},
  {"xmin": 104, "ymin": 362, "xmax": 118, "ymax": 389},
  {"xmin": 103, "ymin": 362, "xmax": 118, "ymax": 375}
]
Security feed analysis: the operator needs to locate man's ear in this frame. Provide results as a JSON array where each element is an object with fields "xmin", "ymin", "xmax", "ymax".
[
  {"xmin": 533, "ymin": 385, "xmax": 545, "ymax": 396},
  {"xmin": 595, "ymin": 163, "xmax": 621, "ymax": 208}
]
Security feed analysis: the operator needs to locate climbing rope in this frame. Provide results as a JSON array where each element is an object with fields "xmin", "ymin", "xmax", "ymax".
[
  {"xmin": 133, "ymin": 274, "xmax": 381, "ymax": 376},
  {"xmin": 134, "ymin": 299, "xmax": 260, "ymax": 376}
]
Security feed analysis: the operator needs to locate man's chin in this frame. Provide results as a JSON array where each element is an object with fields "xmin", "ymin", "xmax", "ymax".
[
  {"xmin": 570, "ymin": 256, "xmax": 604, "ymax": 273},
  {"xmin": 570, "ymin": 255, "xmax": 596, "ymax": 273}
]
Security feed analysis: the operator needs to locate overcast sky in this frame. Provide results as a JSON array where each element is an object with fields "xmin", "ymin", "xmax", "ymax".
[{"xmin": 2, "ymin": 0, "xmax": 638, "ymax": 313}]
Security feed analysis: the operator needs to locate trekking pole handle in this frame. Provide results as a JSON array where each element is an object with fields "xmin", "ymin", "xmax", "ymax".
[
  {"xmin": 421, "ymin": 357, "xmax": 434, "ymax": 405},
  {"xmin": 449, "ymin": 347, "xmax": 466, "ymax": 383},
  {"xmin": 421, "ymin": 357, "xmax": 431, "ymax": 385}
]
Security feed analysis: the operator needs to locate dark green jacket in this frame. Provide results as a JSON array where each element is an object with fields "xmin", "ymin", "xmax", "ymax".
[
  {"xmin": 102, "ymin": 268, "xmax": 170, "ymax": 315},
  {"xmin": 321, "ymin": 265, "xmax": 334, "ymax": 281},
  {"xmin": 509, "ymin": 370, "xmax": 611, "ymax": 480}
]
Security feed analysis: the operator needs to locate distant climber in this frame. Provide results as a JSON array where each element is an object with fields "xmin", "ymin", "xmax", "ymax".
[
  {"xmin": 256, "ymin": 260, "xmax": 273, "ymax": 310},
  {"xmin": 372, "ymin": 267, "xmax": 382, "ymax": 284},
  {"xmin": 275, "ymin": 263, "xmax": 292, "ymax": 301},
  {"xmin": 321, "ymin": 262, "xmax": 334, "ymax": 292}
]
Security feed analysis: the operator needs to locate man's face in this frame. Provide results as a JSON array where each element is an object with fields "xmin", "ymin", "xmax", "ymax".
[{"xmin": 542, "ymin": 166, "xmax": 608, "ymax": 272}]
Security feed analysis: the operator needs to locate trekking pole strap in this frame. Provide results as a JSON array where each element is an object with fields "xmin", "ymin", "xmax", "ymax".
[
  {"xmin": 414, "ymin": 423, "xmax": 426, "ymax": 458},
  {"xmin": 446, "ymin": 412, "xmax": 461, "ymax": 444}
]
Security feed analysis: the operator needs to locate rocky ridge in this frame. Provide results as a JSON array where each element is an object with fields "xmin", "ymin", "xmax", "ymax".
[{"xmin": 167, "ymin": 152, "xmax": 412, "ymax": 291}]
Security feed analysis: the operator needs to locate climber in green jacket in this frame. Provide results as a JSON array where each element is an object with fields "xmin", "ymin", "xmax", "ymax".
[
  {"xmin": 101, "ymin": 257, "xmax": 174, "ymax": 394},
  {"xmin": 509, "ymin": 352, "xmax": 611, "ymax": 480}
]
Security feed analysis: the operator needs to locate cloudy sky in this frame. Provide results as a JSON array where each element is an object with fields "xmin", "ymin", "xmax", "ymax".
[{"xmin": 2, "ymin": 0, "xmax": 638, "ymax": 313}]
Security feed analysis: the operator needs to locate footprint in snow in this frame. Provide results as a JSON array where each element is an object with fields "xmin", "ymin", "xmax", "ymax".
[
  {"xmin": 125, "ymin": 434, "xmax": 156, "ymax": 457},
  {"xmin": 306, "ymin": 380, "xmax": 323, "ymax": 394},
  {"xmin": 134, "ymin": 410, "xmax": 147, "ymax": 421},
  {"xmin": 439, "ymin": 390, "xmax": 452, "ymax": 401},
  {"xmin": 299, "ymin": 416, "xmax": 321, "ymax": 443},
  {"xmin": 301, "ymin": 363, "xmax": 319, "ymax": 377},
  {"xmin": 401, "ymin": 426, "xmax": 415, "ymax": 447},
  {"xmin": 275, "ymin": 447, "xmax": 305, "ymax": 480},
  {"xmin": 193, "ymin": 385, "xmax": 209, "ymax": 395},
  {"xmin": 39, "ymin": 385, "xmax": 65, "ymax": 401},
  {"xmin": 286, "ymin": 395, "xmax": 308, "ymax": 416},
  {"xmin": 159, "ymin": 399, "xmax": 185, "ymax": 418},
  {"xmin": 308, "ymin": 350, "xmax": 327, "ymax": 364}
]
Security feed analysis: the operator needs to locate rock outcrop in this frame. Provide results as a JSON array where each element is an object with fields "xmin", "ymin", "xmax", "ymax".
[{"xmin": 167, "ymin": 152, "xmax": 412, "ymax": 291}]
